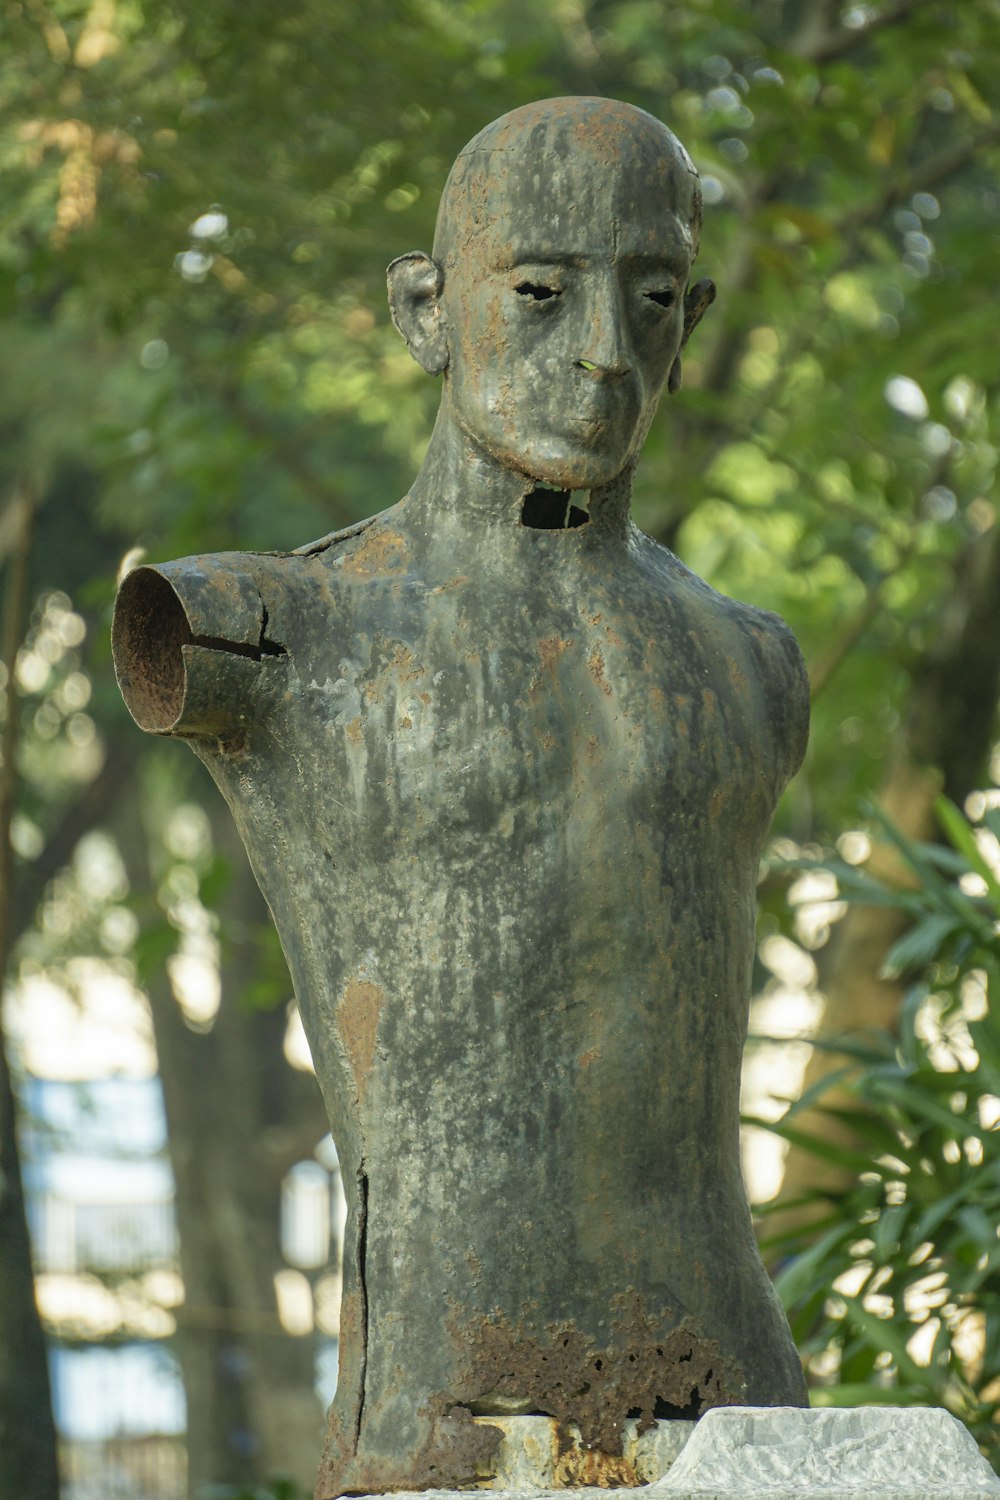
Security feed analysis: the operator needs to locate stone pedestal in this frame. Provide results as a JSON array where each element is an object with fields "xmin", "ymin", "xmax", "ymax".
[
  {"xmin": 399, "ymin": 1408, "xmax": 1000, "ymax": 1498},
  {"xmin": 653, "ymin": 1406, "xmax": 1000, "ymax": 1497}
]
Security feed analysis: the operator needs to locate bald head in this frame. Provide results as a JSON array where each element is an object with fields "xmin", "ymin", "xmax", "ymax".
[
  {"xmin": 387, "ymin": 95, "xmax": 714, "ymax": 492},
  {"xmin": 432, "ymin": 97, "xmax": 703, "ymax": 270}
]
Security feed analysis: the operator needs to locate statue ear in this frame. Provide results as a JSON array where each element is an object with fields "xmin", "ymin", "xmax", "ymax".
[
  {"xmin": 387, "ymin": 251, "xmax": 449, "ymax": 375},
  {"xmin": 668, "ymin": 277, "xmax": 717, "ymax": 394}
]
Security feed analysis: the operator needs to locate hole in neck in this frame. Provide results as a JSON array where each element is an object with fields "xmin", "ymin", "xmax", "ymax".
[{"xmin": 521, "ymin": 485, "xmax": 590, "ymax": 530}]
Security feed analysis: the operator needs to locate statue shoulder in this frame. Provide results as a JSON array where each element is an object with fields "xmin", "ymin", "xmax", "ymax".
[
  {"xmin": 642, "ymin": 542, "xmax": 810, "ymax": 787},
  {"xmin": 113, "ymin": 548, "xmax": 292, "ymax": 744},
  {"xmin": 290, "ymin": 509, "xmax": 415, "ymax": 586},
  {"xmin": 290, "ymin": 516, "xmax": 375, "ymax": 556},
  {"xmin": 731, "ymin": 598, "xmax": 810, "ymax": 786},
  {"xmin": 112, "ymin": 513, "xmax": 405, "ymax": 746}
]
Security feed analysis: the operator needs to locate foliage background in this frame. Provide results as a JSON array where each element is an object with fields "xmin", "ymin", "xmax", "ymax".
[{"xmin": 2, "ymin": 0, "xmax": 1000, "ymax": 1495}]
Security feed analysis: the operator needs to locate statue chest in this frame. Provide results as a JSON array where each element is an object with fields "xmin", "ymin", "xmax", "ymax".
[{"xmin": 263, "ymin": 569, "xmax": 772, "ymax": 863}]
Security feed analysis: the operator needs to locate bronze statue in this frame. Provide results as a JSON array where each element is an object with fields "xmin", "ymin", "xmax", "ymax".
[{"xmin": 114, "ymin": 97, "xmax": 809, "ymax": 1497}]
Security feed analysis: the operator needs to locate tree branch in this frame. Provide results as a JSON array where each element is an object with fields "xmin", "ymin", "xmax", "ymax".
[
  {"xmin": 843, "ymin": 123, "xmax": 1000, "ymax": 232},
  {"xmin": 216, "ymin": 382, "xmax": 358, "ymax": 529},
  {"xmin": 9, "ymin": 735, "xmax": 138, "ymax": 947},
  {"xmin": 791, "ymin": 0, "xmax": 927, "ymax": 64}
]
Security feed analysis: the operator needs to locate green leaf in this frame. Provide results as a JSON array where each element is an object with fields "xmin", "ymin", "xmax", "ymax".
[
  {"xmin": 934, "ymin": 796, "xmax": 1000, "ymax": 901},
  {"xmin": 813, "ymin": 1105, "xmax": 907, "ymax": 1155},
  {"xmin": 956, "ymin": 1204, "xmax": 999, "ymax": 1252},
  {"xmin": 773, "ymin": 1220, "xmax": 857, "ymax": 1306},
  {"xmin": 872, "ymin": 1202, "xmax": 909, "ymax": 1260},
  {"xmin": 865, "ymin": 802, "xmax": 955, "ymax": 901},
  {"xmin": 882, "ymin": 914, "xmax": 961, "ymax": 978},
  {"xmin": 867, "ymin": 1076, "xmax": 978, "ymax": 1136},
  {"xmin": 744, "ymin": 1118, "xmax": 878, "ymax": 1176},
  {"xmin": 809, "ymin": 1384, "xmax": 930, "ymax": 1407},
  {"xmin": 912, "ymin": 1181, "xmax": 981, "ymax": 1243},
  {"xmin": 841, "ymin": 1299, "xmax": 930, "ymax": 1389}
]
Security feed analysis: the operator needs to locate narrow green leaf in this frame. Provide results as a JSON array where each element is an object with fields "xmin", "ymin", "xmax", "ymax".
[
  {"xmin": 809, "ymin": 1384, "xmax": 929, "ymax": 1407},
  {"xmin": 749, "ymin": 1119, "xmax": 877, "ymax": 1175},
  {"xmin": 841, "ymin": 1299, "xmax": 928, "ymax": 1387},
  {"xmin": 773, "ymin": 1221, "xmax": 857, "ymax": 1306},
  {"xmin": 882, "ymin": 914, "xmax": 961, "ymax": 978},
  {"xmin": 865, "ymin": 802, "xmax": 953, "ymax": 899},
  {"xmin": 956, "ymin": 1204, "xmax": 998, "ymax": 1251},
  {"xmin": 872, "ymin": 1202, "xmax": 909, "ymax": 1260},
  {"xmin": 934, "ymin": 796, "xmax": 1000, "ymax": 901},
  {"xmin": 867, "ymin": 1076, "xmax": 978, "ymax": 1135},
  {"xmin": 913, "ymin": 1181, "xmax": 980, "ymax": 1243}
]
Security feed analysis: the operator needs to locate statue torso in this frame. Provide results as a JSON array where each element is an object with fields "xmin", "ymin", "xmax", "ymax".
[{"xmin": 126, "ymin": 497, "xmax": 809, "ymax": 1489}]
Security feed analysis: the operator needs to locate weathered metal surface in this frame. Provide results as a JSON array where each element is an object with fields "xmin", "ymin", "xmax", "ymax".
[{"xmin": 113, "ymin": 98, "xmax": 810, "ymax": 1498}]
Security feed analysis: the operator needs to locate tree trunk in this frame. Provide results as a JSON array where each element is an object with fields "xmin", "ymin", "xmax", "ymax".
[
  {"xmin": 0, "ymin": 1027, "xmax": 61, "ymax": 1500},
  {"xmin": 0, "ymin": 483, "xmax": 61, "ymax": 1500},
  {"xmin": 117, "ymin": 779, "xmax": 328, "ymax": 1495}
]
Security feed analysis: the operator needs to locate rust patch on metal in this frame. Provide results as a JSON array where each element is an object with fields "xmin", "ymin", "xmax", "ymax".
[
  {"xmin": 316, "ymin": 1279, "xmax": 367, "ymax": 1495},
  {"xmin": 322, "ymin": 1404, "xmax": 504, "ymax": 1497},
  {"xmin": 452, "ymin": 1303, "xmax": 742, "ymax": 1458},
  {"xmin": 342, "ymin": 527, "xmax": 409, "ymax": 579},
  {"xmin": 588, "ymin": 645, "xmax": 613, "ymax": 695},
  {"xmin": 345, "ymin": 717, "xmax": 363, "ymax": 745},
  {"xmin": 337, "ymin": 981, "xmax": 384, "ymax": 1101},
  {"xmin": 538, "ymin": 636, "xmax": 573, "ymax": 673},
  {"xmin": 578, "ymin": 1047, "xmax": 600, "ymax": 1069},
  {"xmin": 417, "ymin": 1404, "xmax": 504, "ymax": 1490},
  {"xmin": 430, "ymin": 575, "xmax": 470, "ymax": 594},
  {"xmin": 390, "ymin": 642, "xmax": 422, "ymax": 681}
]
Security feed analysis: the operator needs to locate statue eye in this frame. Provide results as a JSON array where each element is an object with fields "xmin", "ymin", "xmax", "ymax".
[
  {"xmin": 645, "ymin": 289, "xmax": 676, "ymax": 309},
  {"xmin": 515, "ymin": 281, "xmax": 561, "ymax": 301}
]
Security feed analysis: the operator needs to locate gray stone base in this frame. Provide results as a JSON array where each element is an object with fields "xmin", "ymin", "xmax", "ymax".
[
  {"xmin": 653, "ymin": 1405, "xmax": 1000, "ymax": 1497},
  {"xmin": 371, "ymin": 1406, "xmax": 1000, "ymax": 1498}
]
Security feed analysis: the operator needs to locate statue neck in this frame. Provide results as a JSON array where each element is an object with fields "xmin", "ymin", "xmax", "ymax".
[{"xmin": 403, "ymin": 407, "xmax": 635, "ymax": 543}]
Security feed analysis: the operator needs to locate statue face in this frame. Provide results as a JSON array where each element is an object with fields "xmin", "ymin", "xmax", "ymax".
[{"xmin": 437, "ymin": 111, "xmax": 698, "ymax": 490}]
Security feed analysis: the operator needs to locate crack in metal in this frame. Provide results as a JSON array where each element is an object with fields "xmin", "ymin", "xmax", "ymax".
[
  {"xmin": 190, "ymin": 630, "xmax": 287, "ymax": 661},
  {"xmin": 355, "ymin": 1165, "xmax": 369, "ymax": 1448}
]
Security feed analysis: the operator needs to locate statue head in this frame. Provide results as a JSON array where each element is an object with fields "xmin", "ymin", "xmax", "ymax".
[{"xmin": 388, "ymin": 97, "xmax": 715, "ymax": 492}]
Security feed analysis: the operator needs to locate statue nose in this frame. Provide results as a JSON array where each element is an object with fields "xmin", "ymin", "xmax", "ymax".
[{"xmin": 576, "ymin": 287, "xmax": 632, "ymax": 377}]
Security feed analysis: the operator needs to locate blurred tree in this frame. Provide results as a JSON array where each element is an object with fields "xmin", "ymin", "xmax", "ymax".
[
  {"xmin": 2, "ymin": 0, "xmax": 1000, "ymax": 1483},
  {"xmin": 0, "ymin": 485, "xmax": 61, "ymax": 1499}
]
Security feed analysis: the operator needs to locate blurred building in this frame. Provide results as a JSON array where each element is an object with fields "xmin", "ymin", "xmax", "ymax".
[{"xmin": 22, "ymin": 1075, "xmax": 341, "ymax": 1500}]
